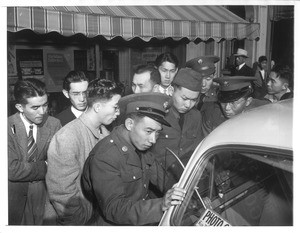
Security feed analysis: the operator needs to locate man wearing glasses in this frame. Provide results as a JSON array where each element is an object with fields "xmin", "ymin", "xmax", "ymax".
[
  {"xmin": 56, "ymin": 71, "xmax": 89, "ymax": 126},
  {"xmin": 201, "ymin": 76, "xmax": 269, "ymax": 136}
]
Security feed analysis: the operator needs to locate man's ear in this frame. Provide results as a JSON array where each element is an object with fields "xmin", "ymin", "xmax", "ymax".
[
  {"xmin": 93, "ymin": 102, "xmax": 102, "ymax": 113},
  {"xmin": 282, "ymin": 82, "xmax": 289, "ymax": 91},
  {"xmin": 62, "ymin": 89, "xmax": 70, "ymax": 99},
  {"xmin": 152, "ymin": 84, "xmax": 160, "ymax": 92},
  {"xmin": 125, "ymin": 118, "xmax": 134, "ymax": 131},
  {"xmin": 245, "ymin": 97, "xmax": 253, "ymax": 107},
  {"xmin": 15, "ymin": 103, "xmax": 24, "ymax": 113}
]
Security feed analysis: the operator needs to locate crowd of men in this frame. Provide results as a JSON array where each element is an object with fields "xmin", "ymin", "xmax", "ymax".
[{"xmin": 8, "ymin": 48, "xmax": 293, "ymax": 226}]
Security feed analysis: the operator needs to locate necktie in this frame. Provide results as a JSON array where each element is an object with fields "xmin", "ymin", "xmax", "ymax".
[{"xmin": 27, "ymin": 125, "xmax": 37, "ymax": 162}]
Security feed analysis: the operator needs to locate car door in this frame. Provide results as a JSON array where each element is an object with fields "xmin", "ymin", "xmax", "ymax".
[{"xmin": 160, "ymin": 146, "xmax": 293, "ymax": 226}]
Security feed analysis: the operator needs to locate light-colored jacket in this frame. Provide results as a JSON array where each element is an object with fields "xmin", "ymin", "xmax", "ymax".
[{"xmin": 46, "ymin": 113, "xmax": 101, "ymax": 225}]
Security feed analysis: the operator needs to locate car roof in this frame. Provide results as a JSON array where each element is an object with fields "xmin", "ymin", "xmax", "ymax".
[{"xmin": 196, "ymin": 99, "xmax": 293, "ymax": 155}]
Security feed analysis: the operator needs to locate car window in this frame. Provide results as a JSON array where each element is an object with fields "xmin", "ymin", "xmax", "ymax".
[{"xmin": 173, "ymin": 148, "xmax": 293, "ymax": 226}]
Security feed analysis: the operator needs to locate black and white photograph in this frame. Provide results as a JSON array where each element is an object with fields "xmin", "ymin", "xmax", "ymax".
[{"xmin": 1, "ymin": 0, "xmax": 298, "ymax": 231}]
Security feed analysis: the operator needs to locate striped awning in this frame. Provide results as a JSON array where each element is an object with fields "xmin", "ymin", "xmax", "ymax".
[{"xmin": 7, "ymin": 6, "xmax": 260, "ymax": 41}]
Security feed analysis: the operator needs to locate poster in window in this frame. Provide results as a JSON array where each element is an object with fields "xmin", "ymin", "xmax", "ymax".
[{"xmin": 16, "ymin": 49, "xmax": 44, "ymax": 78}]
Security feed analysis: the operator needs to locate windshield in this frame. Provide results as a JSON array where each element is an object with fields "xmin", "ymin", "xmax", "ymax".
[{"xmin": 171, "ymin": 147, "xmax": 293, "ymax": 226}]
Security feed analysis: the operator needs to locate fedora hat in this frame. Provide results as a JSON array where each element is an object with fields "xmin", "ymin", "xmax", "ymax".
[{"xmin": 234, "ymin": 48, "xmax": 248, "ymax": 58}]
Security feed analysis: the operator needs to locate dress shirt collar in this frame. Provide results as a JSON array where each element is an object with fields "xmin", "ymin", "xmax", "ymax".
[
  {"xmin": 238, "ymin": 63, "xmax": 246, "ymax": 70},
  {"xmin": 158, "ymin": 85, "xmax": 174, "ymax": 96},
  {"xmin": 71, "ymin": 105, "xmax": 85, "ymax": 118},
  {"xmin": 20, "ymin": 113, "xmax": 37, "ymax": 140}
]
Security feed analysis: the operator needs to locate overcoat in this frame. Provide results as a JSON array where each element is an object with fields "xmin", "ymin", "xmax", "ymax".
[
  {"xmin": 55, "ymin": 106, "xmax": 76, "ymax": 126},
  {"xmin": 150, "ymin": 106, "xmax": 204, "ymax": 169},
  {"xmin": 81, "ymin": 125, "xmax": 166, "ymax": 225},
  {"xmin": 233, "ymin": 63, "xmax": 254, "ymax": 76}
]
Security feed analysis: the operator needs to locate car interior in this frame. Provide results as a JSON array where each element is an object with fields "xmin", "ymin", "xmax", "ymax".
[{"xmin": 173, "ymin": 149, "xmax": 293, "ymax": 226}]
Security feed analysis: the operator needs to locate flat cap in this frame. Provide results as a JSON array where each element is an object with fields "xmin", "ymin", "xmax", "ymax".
[
  {"xmin": 214, "ymin": 76, "xmax": 256, "ymax": 103},
  {"xmin": 118, "ymin": 92, "xmax": 172, "ymax": 126},
  {"xmin": 186, "ymin": 55, "xmax": 220, "ymax": 76},
  {"xmin": 173, "ymin": 68, "xmax": 202, "ymax": 92}
]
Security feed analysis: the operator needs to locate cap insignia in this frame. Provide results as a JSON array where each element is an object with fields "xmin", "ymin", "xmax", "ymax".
[
  {"xmin": 223, "ymin": 81, "xmax": 229, "ymax": 87},
  {"xmin": 197, "ymin": 59, "xmax": 203, "ymax": 64},
  {"xmin": 163, "ymin": 101, "xmax": 169, "ymax": 110}
]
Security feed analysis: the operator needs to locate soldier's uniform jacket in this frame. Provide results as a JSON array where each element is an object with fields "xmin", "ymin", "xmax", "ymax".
[
  {"xmin": 150, "ymin": 106, "xmax": 204, "ymax": 172},
  {"xmin": 201, "ymin": 99, "xmax": 269, "ymax": 137},
  {"xmin": 81, "ymin": 125, "xmax": 166, "ymax": 226},
  {"xmin": 201, "ymin": 102, "xmax": 227, "ymax": 137},
  {"xmin": 197, "ymin": 85, "xmax": 219, "ymax": 112}
]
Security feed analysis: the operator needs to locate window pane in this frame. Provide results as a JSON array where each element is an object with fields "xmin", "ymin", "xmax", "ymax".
[{"xmin": 179, "ymin": 149, "xmax": 293, "ymax": 226}]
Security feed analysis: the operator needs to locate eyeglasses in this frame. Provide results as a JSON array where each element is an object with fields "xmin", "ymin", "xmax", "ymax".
[
  {"xmin": 222, "ymin": 98, "xmax": 245, "ymax": 108},
  {"xmin": 114, "ymin": 105, "xmax": 120, "ymax": 112},
  {"xmin": 69, "ymin": 91, "xmax": 87, "ymax": 98}
]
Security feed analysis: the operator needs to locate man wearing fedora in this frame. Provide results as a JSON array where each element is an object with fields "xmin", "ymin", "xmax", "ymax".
[{"xmin": 232, "ymin": 48, "xmax": 254, "ymax": 77}]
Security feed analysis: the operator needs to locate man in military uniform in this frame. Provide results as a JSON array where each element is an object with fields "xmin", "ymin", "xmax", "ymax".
[
  {"xmin": 186, "ymin": 55, "xmax": 220, "ymax": 111},
  {"xmin": 202, "ymin": 76, "xmax": 270, "ymax": 136},
  {"xmin": 150, "ymin": 68, "xmax": 204, "ymax": 191},
  {"xmin": 81, "ymin": 93, "xmax": 186, "ymax": 226}
]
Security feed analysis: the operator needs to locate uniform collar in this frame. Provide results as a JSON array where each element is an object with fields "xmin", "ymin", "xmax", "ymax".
[
  {"xmin": 169, "ymin": 106, "xmax": 181, "ymax": 120},
  {"xmin": 158, "ymin": 85, "xmax": 174, "ymax": 96},
  {"xmin": 112, "ymin": 125, "xmax": 142, "ymax": 167}
]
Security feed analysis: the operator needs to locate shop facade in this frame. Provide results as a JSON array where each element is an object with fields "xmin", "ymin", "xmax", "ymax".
[{"xmin": 7, "ymin": 5, "xmax": 263, "ymax": 114}]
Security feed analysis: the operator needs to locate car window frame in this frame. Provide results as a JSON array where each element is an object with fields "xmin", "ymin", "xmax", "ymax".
[{"xmin": 167, "ymin": 144, "xmax": 293, "ymax": 226}]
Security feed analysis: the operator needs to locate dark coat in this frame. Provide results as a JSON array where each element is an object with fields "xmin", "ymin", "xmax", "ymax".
[
  {"xmin": 81, "ymin": 125, "xmax": 166, "ymax": 226},
  {"xmin": 201, "ymin": 99, "xmax": 270, "ymax": 137},
  {"xmin": 150, "ymin": 107, "xmax": 204, "ymax": 168},
  {"xmin": 253, "ymin": 68, "xmax": 268, "ymax": 99},
  {"xmin": 149, "ymin": 107, "xmax": 204, "ymax": 190},
  {"xmin": 233, "ymin": 63, "xmax": 254, "ymax": 76},
  {"xmin": 8, "ymin": 113, "xmax": 61, "ymax": 225},
  {"xmin": 55, "ymin": 106, "xmax": 76, "ymax": 126}
]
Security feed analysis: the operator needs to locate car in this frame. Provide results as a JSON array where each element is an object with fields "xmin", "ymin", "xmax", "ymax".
[{"xmin": 159, "ymin": 99, "xmax": 293, "ymax": 226}]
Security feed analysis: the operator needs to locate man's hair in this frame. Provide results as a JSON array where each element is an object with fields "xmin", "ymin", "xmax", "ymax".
[
  {"xmin": 14, "ymin": 78, "xmax": 47, "ymax": 105},
  {"xmin": 271, "ymin": 64, "xmax": 293, "ymax": 88},
  {"xmin": 155, "ymin": 52, "xmax": 179, "ymax": 68},
  {"xmin": 258, "ymin": 56, "xmax": 267, "ymax": 63},
  {"xmin": 133, "ymin": 64, "xmax": 160, "ymax": 85},
  {"xmin": 63, "ymin": 71, "xmax": 89, "ymax": 91},
  {"xmin": 87, "ymin": 78, "xmax": 124, "ymax": 107}
]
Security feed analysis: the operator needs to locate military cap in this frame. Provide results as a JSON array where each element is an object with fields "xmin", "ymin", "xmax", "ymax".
[
  {"xmin": 173, "ymin": 68, "xmax": 202, "ymax": 92},
  {"xmin": 185, "ymin": 55, "xmax": 220, "ymax": 76},
  {"xmin": 118, "ymin": 92, "xmax": 172, "ymax": 126},
  {"xmin": 214, "ymin": 76, "xmax": 256, "ymax": 103}
]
